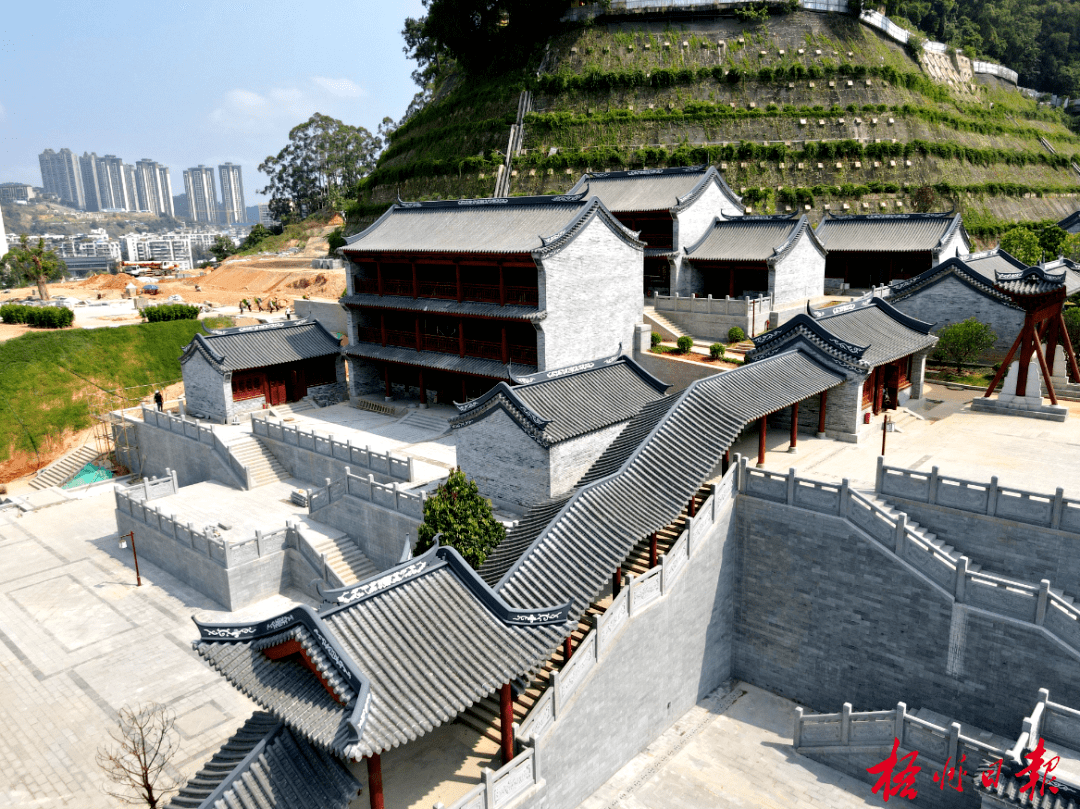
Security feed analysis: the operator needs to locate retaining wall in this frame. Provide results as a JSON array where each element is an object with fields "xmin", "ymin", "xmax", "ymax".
[{"xmin": 116, "ymin": 408, "xmax": 248, "ymax": 489}]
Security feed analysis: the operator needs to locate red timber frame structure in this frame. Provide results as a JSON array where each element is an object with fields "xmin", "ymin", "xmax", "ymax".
[
  {"xmin": 344, "ymin": 250, "xmax": 541, "ymax": 404},
  {"xmin": 982, "ymin": 270, "xmax": 1080, "ymax": 405}
]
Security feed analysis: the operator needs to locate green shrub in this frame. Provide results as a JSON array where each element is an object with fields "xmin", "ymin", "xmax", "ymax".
[
  {"xmin": 709, "ymin": 342, "xmax": 725, "ymax": 360},
  {"xmin": 143, "ymin": 304, "xmax": 200, "ymax": 323},
  {"xmin": 727, "ymin": 326, "xmax": 746, "ymax": 343},
  {"xmin": 650, "ymin": 331, "xmax": 661, "ymax": 348},
  {"xmin": 676, "ymin": 335, "xmax": 694, "ymax": 353},
  {"xmin": 936, "ymin": 318, "xmax": 998, "ymax": 373},
  {"xmin": 0, "ymin": 304, "xmax": 74, "ymax": 328}
]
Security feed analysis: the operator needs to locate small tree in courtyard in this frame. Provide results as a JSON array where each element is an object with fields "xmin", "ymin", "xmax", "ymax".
[
  {"xmin": 415, "ymin": 468, "xmax": 505, "ymax": 569},
  {"xmin": 95, "ymin": 703, "xmax": 179, "ymax": 808},
  {"xmin": 1, "ymin": 234, "xmax": 67, "ymax": 299},
  {"xmin": 999, "ymin": 227, "xmax": 1042, "ymax": 266},
  {"xmin": 935, "ymin": 318, "xmax": 997, "ymax": 374}
]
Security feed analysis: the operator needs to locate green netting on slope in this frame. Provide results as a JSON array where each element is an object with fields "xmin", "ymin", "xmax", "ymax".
[{"xmin": 63, "ymin": 463, "xmax": 113, "ymax": 489}]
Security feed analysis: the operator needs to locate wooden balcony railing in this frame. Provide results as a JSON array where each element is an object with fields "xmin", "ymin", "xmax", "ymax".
[
  {"xmin": 351, "ymin": 278, "xmax": 538, "ymax": 307},
  {"xmin": 353, "ymin": 328, "xmax": 537, "ymax": 366}
]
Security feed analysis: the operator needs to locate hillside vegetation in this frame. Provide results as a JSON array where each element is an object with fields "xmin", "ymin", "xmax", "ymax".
[
  {"xmin": 0, "ymin": 320, "xmax": 204, "ymax": 476},
  {"xmin": 357, "ymin": 11, "xmax": 1080, "ymax": 236}
]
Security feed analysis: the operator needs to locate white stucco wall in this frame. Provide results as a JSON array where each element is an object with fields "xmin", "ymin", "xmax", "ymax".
[
  {"xmin": 770, "ymin": 230, "xmax": 827, "ymax": 308},
  {"xmin": 181, "ymin": 353, "xmax": 231, "ymax": 423}
]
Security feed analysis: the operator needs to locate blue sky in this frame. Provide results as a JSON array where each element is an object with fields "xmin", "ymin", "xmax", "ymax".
[{"xmin": 0, "ymin": 0, "xmax": 426, "ymax": 204}]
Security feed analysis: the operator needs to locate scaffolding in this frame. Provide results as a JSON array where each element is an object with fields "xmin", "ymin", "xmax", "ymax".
[{"xmin": 87, "ymin": 378, "xmax": 183, "ymax": 478}]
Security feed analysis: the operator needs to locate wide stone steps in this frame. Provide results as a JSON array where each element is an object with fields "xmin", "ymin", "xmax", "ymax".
[
  {"xmin": 865, "ymin": 494, "xmax": 986, "ymax": 577},
  {"xmin": 643, "ymin": 307, "xmax": 688, "ymax": 342},
  {"xmin": 306, "ymin": 533, "xmax": 378, "ymax": 584},
  {"xmin": 228, "ymin": 437, "xmax": 289, "ymax": 487},
  {"xmin": 30, "ymin": 444, "xmax": 102, "ymax": 490},
  {"xmin": 396, "ymin": 411, "xmax": 449, "ymax": 436},
  {"xmin": 267, "ymin": 400, "xmax": 315, "ymax": 419}
]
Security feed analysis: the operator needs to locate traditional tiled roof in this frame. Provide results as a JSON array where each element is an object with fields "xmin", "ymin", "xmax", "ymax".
[
  {"xmin": 449, "ymin": 353, "xmax": 670, "ymax": 447},
  {"xmin": 169, "ymin": 714, "xmax": 359, "ymax": 809},
  {"xmin": 815, "ymin": 212, "xmax": 968, "ymax": 254},
  {"xmin": 802, "ymin": 295, "xmax": 937, "ymax": 367},
  {"xmin": 887, "ymin": 256, "xmax": 1022, "ymax": 310},
  {"xmin": 567, "ymin": 165, "xmax": 744, "ymax": 215},
  {"xmin": 343, "ymin": 342, "xmax": 528, "ymax": 379},
  {"xmin": 995, "ymin": 264, "xmax": 1069, "ymax": 296},
  {"xmin": 684, "ymin": 215, "xmax": 825, "ymax": 263},
  {"xmin": 341, "ymin": 193, "xmax": 643, "ymax": 256},
  {"xmin": 493, "ymin": 345, "xmax": 859, "ymax": 617},
  {"xmin": 180, "ymin": 319, "xmax": 342, "ymax": 373},
  {"xmin": 959, "ymin": 247, "xmax": 1028, "ymax": 281},
  {"xmin": 1039, "ymin": 257, "xmax": 1080, "ymax": 296},
  {"xmin": 193, "ymin": 545, "xmax": 571, "ymax": 760},
  {"xmin": 1058, "ymin": 209, "xmax": 1080, "ymax": 234},
  {"xmin": 341, "ymin": 293, "xmax": 545, "ymax": 323}
]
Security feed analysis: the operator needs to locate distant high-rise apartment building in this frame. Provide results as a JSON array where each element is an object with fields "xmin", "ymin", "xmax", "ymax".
[
  {"xmin": 96, "ymin": 155, "xmax": 131, "ymax": 210},
  {"xmin": 257, "ymin": 203, "xmax": 280, "ymax": 227},
  {"xmin": 184, "ymin": 165, "xmax": 218, "ymax": 223},
  {"xmin": 134, "ymin": 159, "xmax": 174, "ymax": 217},
  {"xmin": 79, "ymin": 153, "xmax": 103, "ymax": 212},
  {"xmin": 38, "ymin": 148, "xmax": 85, "ymax": 209},
  {"xmin": 0, "ymin": 183, "xmax": 37, "ymax": 202},
  {"xmin": 122, "ymin": 164, "xmax": 139, "ymax": 211},
  {"xmin": 218, "ymin": 163, "xmax": 245, "ymax": 224}
]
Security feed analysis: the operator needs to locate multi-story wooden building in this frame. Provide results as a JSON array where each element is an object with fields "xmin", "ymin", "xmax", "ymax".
[
  {"xmin": 339, "ymin": 192, "xmax": 645, "ymax": 406},
  {"xmin": 567, "ymin": 165, "xmax": 744, "ymax": 297}
]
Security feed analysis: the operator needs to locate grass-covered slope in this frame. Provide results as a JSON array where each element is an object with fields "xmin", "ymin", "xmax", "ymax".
[
  {"xmin": 359, "ymin": 11, "xmax": 1080, "ymax": 234},
  {"xmin": 0, "ymin": 320, "xmax": 205, "ymax": 466}
]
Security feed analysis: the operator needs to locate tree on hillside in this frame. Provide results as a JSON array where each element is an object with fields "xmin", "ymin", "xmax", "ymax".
[
  {"xmin": 935, "ymin": 318, "xmax": 997, "ymax": 374},
  {"xmin": 240, "ymin": 223, "xmax": 276, "ymax": 252},
  {"xmin": 259, "ymin": 113, "xmax": 381, "ymax": 224},
  {"xmin": 208, "ymin": 236, "xmax": 235, "ymax": 263},
  {"xmin": 909, "ymin": 185, "xmax": 938, "ymax": 213},
  {"xmin": 415, "ymin": 468, "xmax": 505, "ymax": 569},
  {"xmin": 95, "ymin": 703, "xmax": 178, "ymax": 808},
  {"xmin": 0, "ymin": 234, "xmax": 67, "ymax": 299},
  {"xmin": 999, "ymin": 226, "xmax": 1042, "ymax": 265}
]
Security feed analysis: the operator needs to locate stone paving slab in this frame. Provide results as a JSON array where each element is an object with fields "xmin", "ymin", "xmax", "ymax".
[
  {"xmin": 0, "ymin": 491, "xmax": 314, "ymax": 808},
  {"xmin": 581, "ymin": 682, "xmax": 883, "ymax": 809}
]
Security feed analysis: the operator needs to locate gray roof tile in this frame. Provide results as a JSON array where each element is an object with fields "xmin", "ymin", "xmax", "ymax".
[
  {"xmin": 342, "ymin": 194, "xmax": 641, "ymax": 256},
  {"xmin": 685, "ymin": 215, "xmax": 822, "ymax": 262},
  {"xmin": 805, "ymin": 297, "xmax": 937, "ymax": 366},
  {"xmin": 816, "ymin": 212, "xmax": 965, "ymax": 253},
  {"xmin": 888, "ymin": 256, "xmax": 1022, "ymax": 310},
  {"xmin": 995, "ymin": 265, "xmax": 1069, "ymax": 296},
  {"xmin": 181, "ymin": 320, "xmax": 342, "ymax": 373},
  {"xmin": 194, "ymin": 548, "xmax": 570, "ymax": 759},
  {"xmin": 959, "ymin": 248, "xmax": 1028, "ymax": 281},
  {"xmin": 568, "ymin": 165, "xmax": 742, "ymax": 214},
  {"xmin": 450, "ymin": 354, "xmax": 670, "ymax": 447}
]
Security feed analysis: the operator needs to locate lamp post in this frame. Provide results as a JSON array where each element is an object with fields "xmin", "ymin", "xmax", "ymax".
[
  {"xmin": 118, "ymin": 531, "xmax": 141, "ymax": 586},
  {"xmin": 881, "ymin": 413, "xmax": 889, "ymax": 457}
]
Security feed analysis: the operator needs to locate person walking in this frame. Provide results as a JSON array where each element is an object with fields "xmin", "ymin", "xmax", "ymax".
[{"xmin": 154, "ymin": 390, "xmax": 164, "ymax": 412}]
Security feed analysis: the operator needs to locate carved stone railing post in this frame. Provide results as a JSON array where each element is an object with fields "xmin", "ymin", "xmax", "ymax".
[{"xmin": 1036, "ymin": 579, "xmax": 1050, "ymax": 626}]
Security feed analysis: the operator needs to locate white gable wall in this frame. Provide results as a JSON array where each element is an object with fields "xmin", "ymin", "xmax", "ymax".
[
  {"xmin": 537, "ymin": 216, "xmax": 642, "ymax": 369},
  {"xmin": 181, "ymin": 352, "xmax": 232, "ymax": 423},
  {"xmin": 671, "ymin": 181, "xmax": 742, "ymax": 297},
  {"xmin": 770, "ymin": 230, "xmax": 827, "ymax": 309},
  {"xmin": 935, "ymin": 226, "xmax": 971, "ymax": 267}
]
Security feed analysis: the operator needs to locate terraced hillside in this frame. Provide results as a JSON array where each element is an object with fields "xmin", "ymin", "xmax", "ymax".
[{"xmin": 361, "ymin": 11, "xmax": 1080, "ymax": 234}]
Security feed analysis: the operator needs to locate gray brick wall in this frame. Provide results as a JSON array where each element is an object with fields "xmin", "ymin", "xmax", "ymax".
[
  {"xmin": 549, "ymin": 422, "xmax": 626, "ymax": 497},
  {"xmin": 539, "ymin": 215, "xmax": 642, "ymax": 369},
  {"xmin": 889, "ymin": 276, "xmax": 1025, "ymax": 360},
  {"xmin": 532, "ymin": 485, "xmax": 737, "ymax": 809},
  {"xmin": 733, "ymin": 495, "xmax": 1080, "ymax": 738},
  {"xmin": 456, "ymin": 407, "xmax": 552, "ymax": 509},
  {"xmin": 885, "ymin": 496, "xmax": 1080, "ymax": 597},
  {"xmin": 120, "ymin": 418, "xmax": 244, "ymax": 489},
  {"xmin": 771, "ymin": 228, "xmax": 826, "ymax": 309},
  {"xmin": 182, "ymin": 352, "xmax": 231, "ymax": 423},
  {"xmin": 309, "ymin": 493, "xmax": 419, "ymax": 570}
]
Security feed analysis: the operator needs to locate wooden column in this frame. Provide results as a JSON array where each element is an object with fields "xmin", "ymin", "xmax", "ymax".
[
  {"xmin": 414, "ymin": 316, "xmax": 422, "ymax": 351},
  {"xmin": 418, "ymin": 369, "xmax": 427, "ymax": 406},
  {"xmin": 367, "ymin": 754, "xmax": 384, "ymax": 809},
  {"xmin": 498, "ymin": 263, "xmax": 506, "ymax": 306},
  {"xmin": 458, "ymin": 318, "xmax": 466, "ymax": 358},
  {"xmin": 650, "ymin": 532, "xmax": 658, "ymax": 568},
  {"xmin": 563, "ymin": 637, "xmax": 573, "ymax": 661},
  {"xmin": 501, "ymin": 326, "xmax": 509, "ymax": 364},
  {"xmin": 722, "ymin": 449, "xmax": 730, "ymax": 476},
  {"xmin": 1016, "ymin": 320, "xmax": 1036, "ymax": 397},
  {"xmin": 500, "ymin": 683, "xmax": 514, "ymax": 765},
  {"xmin": 455, "ymin": 261, "xmax": 463, "ymax": 303},
  {"xmin": 789, "ymin": 401, "xmax": 799, "ymax": 453},
  {"xmin": 376, "ymin": 261, "xmax": 383, "ymax": 296},
  {"xmin": 688, "ymin": 495, "xmax": 696, "ymax": 517},
  {"xmin": 383, "ymin": 366, "xmax": 391, "ymax": 399},
  {"xmin": 818, "ymin": 390, "xmax": 828, "ymax": 435},
  {"xmin": 757, "ymin": 416, "xmax": 767, "ymax": 467},
  {"xmin": 380, "ymin": 313, "xmax": 387, "ymax": 347},
  {"xmin": 411, "ymin": 261, "xmax": 419, "ymax": 298},
  {"xmin": 612, "ymin": 567, "xmax": 622, "ymax": 597}
]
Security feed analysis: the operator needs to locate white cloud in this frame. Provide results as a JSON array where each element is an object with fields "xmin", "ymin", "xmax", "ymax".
[{"xmin": 312, "ymin": 77, "xmax": 365, "ymax": 98}]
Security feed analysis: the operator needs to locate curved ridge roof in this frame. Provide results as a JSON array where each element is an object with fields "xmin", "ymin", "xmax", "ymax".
[
  {"xmin": 816, "ymin": 211, "xmax": 967, "ymax": 254},
  {"xmin": 568, "ymin": 165, "xmax": 743, "ymax": 215},
  {"xmin": 180, "ymin": 319, "xmax": 342, "ymax": 373},
  {"xmin": 684, "ymin": 214, "xmax": 824, "ymax": 263}
]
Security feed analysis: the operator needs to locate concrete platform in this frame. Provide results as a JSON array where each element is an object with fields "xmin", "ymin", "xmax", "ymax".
[{"xmin": 148, "ymin": 477, "xmax": 310, "ymax": 543}]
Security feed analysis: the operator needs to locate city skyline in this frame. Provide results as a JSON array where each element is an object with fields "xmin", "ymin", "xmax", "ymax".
[{"xmin": 0, "ymin": 0, "xmax": 425, "ymax": 205}]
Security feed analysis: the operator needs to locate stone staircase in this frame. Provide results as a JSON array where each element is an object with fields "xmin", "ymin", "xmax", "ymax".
[
  {"xmin": 30, "ymin": 444, "xmax": 103, "ymax": 490},
  {"xmin": 864, "ymin": 492, "xmax": 985, "ymax": 576},
  {"xmin": 456, "ymin": 485, "xmax": 710, "ymax": 743},
  {"xmin": 397, "ymin": 411, "xmax": 450, "ymax": 437},
  {"xmin": 267, "ymin": 401, "xmax": 315, "ymax": 420},
  {"xmin": 300, "ymin": 526, "xmax": 378, "ymax": 585},
  {"xmin": 643, "ymin": 306, "xmax": 689, "ymax": 343},
  {"xmin": 228, "ymin": 436, "xmax": 289, "ymax": 487}
]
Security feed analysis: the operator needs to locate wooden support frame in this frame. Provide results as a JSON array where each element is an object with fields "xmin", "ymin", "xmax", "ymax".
[{"xmin": 367, "ymin": 754, "xmax": 384, "ymax": 809}]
